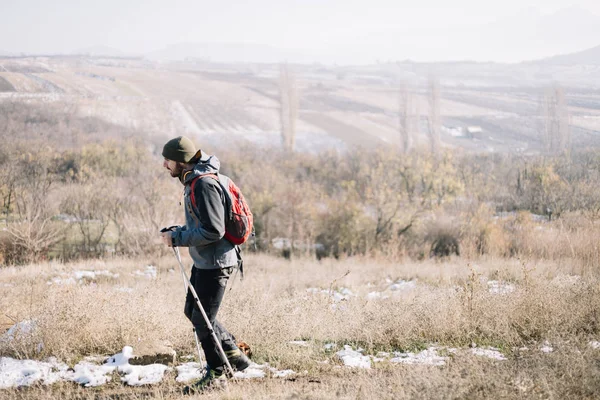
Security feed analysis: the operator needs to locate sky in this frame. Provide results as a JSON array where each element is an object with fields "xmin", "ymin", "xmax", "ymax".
[{"xmin": 1, "ymin": 0, "xmax": 600, "ymax": 63}]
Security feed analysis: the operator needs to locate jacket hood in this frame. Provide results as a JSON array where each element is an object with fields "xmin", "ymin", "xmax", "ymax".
[{"xmin": 181, "ymin": 153, "xmax": 220, "ymax": 185}]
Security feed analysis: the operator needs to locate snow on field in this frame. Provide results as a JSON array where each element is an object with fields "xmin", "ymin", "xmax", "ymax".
[
  {"xmin": 47, "ymin": 277, "xmax": 76, "ymax": 285},
  {"xmin": 47, "ymin": 270, "xmax": 120, "ymax": 285},
  {"xmin": 119, "ymin": 363, "xmax": 170, "ymax": 386},
  {"xmin": 590, "ymin": 341, "xmax": 600, "ymax": 349},
  {"xmin": 306, "ymin": 287, "xmax": 354, "ymax": 302},
  {"xmin": 388, "ymin": 279, "xmax": 417, "ymax": 291},
  {"xmin": 0, "ymin": 346, "xmax": 168, "ymax": 389},
  {"xmin": 289, "ymin": 340, "xmax": 310, "ymax": 347},
  {"xmin": 366, "ymin": 291, "xmax": 389, "ymax": 300},
  {"xmin": 540, "ymin": 342, "xmax": 554, "ymax": 353},
  {"xmin": 471, "ymin": 347, "xmax": 507, "ymax": 360},
  {"xmin": 307, "ymin": 280, "xmax": 418, "ymax": 303},
  {"xmin": 133, "ymin": 265, "xmax": 157, "ymax": 279},
  {"xmin": 389, "ymin": 348, "xmax": 449, "ymax": 366},
  {"xmin": 324, "ymin": 343, "xmax": 337, "ymax": 351},
  {"xmin": 233, "ymin": 362, "xmax": 297, "ymax": 379},
  {"xmin": 175, "ymin": 362, "xmax": 203, "ymax": 382},
  {"xmin": 333, "ymin": 342, "xmax": 509, "ymax": 369},
  {"xmin": 74, "ymin": 270, "xmax": 119, "ymax": 280},
  {"xmin": 336, "ymin": 346, "xmax": 371, "ymax": 369},
  {"xmin": 365, "ymin": 279, "xmax": 417, "ymax": 300},
  {"xmin": 336, "ymin": 345, "xmax": 450, "ymax": 368},
  {"xmin": 0, "ymin": 345, "xmax": 297, "ymax": 389},
  {"xmin": 0, "ymin": 357, "xmax": 69, "ymax": 389}
]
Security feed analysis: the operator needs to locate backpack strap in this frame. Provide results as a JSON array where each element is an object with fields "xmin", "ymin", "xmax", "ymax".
[{"xmin": 189, "ymin": 173, "xmax": 219, "ymax": 208}]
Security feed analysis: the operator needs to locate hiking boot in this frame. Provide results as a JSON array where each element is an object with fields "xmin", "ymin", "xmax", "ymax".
[
  {"xmin": 226, "ymin": 348, "xmax": 251, "ymax": 372},
  {"xmin": 182, "ymin": 366, "xmax": 227, "ymax": 395}
]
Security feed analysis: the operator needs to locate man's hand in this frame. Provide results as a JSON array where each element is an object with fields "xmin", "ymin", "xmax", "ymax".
[{"xmin": 160, "ymin": 231, "xmax": 173, "ymax": 247}]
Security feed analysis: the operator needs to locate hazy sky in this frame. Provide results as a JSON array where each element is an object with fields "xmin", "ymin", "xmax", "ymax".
[{"xmin": 1, "ymin": 0, "xmax": 600, "ymax": 63}]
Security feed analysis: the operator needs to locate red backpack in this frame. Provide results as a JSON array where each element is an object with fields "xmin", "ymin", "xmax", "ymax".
[{"xmin": 190, "ymin": 173, "xmax": 253, "ymax": 245}]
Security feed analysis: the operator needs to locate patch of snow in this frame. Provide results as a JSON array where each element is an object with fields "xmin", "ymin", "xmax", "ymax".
[
  {"xmin": 65, "ymin": 346, "xmax": 170, "ymax": 387},
  {"xmin": 74, "ymin": 270, "xmax": 119, "ymax": 281},
  {"xmin": 273, "ymin": 369, "xmax": 295, "ymax": 378},
  {"xmin": 106, "ymin": 346, "xmax": 133, "ymax": 366},
  {"xmin": 234, "ymin": 365, "xmax": 266, "ymax": 379},
  {"xmin": 589, "ymin": 341, "xmax": 600, "ymax": 349},
  {"xmin": 289, "ymin": 340, "xmax": 309, "ymax": 347},
  {"xmin": 540, "ymin": 341, "xmax": 553, "ymax": 353},
  {"xmin": 487, "ymin": 280, "xmax": 515, "ymax": 294},
  {"xmin": 177, "ymin": 361, "xmax": 296, "ymax": 381},
  {"xmin": 47, "ymin": 277, "xmax": 76, "ymax": 286},
  {"xmin": 133, "ymin": 265, "xmax": 157, "ymax": 279},
  {"xmin": 336, "ymin": 345, "xmax": 371, "ymax": 369},
  {"xmin": 366, "ymin": 291, "xmax": 389, "ymax": 300},
  {"xmin": 443, "ymin": 126, "xmax": 465, "ymax": 137},
  {"xmin": 389, "ymin": 279, "xmax": 417, "ymax": 291},
  {"xmin": 0, "ymin": 357, "xmax": 69, "ymax": 389},
  {"xmin": 48, "ymin": 270, "xmax": 119, "ymax": 286},
  {"xmin": 471, "ymin": 347, "xmax": 507, "ymax": 360},
  {"xmin": 323, "ymin": 343, "xmax": 337, "ymax": 351},
  {"xmin": 306, "ymin": 287, "xmax": 354, "ymax": 302},
  {"xmin": 389, "ymin": 347, "xmax": 448, "ymax": 366},
  {"xmin": 66, "ymin": 361, "xmax": 116, "ymax": 387},
  {"xmin": 119, "ymin": 363, "xmax": 170, "ymax": 386},
  {"xmin": 175, "ymin": 362, "xmax": 203, "ymax": 383}
]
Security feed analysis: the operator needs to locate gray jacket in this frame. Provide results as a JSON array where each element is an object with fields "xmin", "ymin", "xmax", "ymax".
[{"xmin": 171, "ymin": 154, "xmax": 237, "ymax": 269}]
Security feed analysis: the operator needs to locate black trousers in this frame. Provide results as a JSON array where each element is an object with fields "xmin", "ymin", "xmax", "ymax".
[{"xmin": 184, "ymin": 266, "xmax": 238, "ymax": 371}]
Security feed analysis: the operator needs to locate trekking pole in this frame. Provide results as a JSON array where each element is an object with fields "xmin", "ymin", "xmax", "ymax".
[
  {"xmin": 171, "ymin": 246, "xmax": 235, "ymax": 378},
  {"xmin": 175, "ymin": 250, "xmax": 204, "ymax": 366}
]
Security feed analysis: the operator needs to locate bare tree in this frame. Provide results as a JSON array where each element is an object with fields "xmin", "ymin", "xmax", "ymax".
[
  {"xmin": 540, "ymin": 84, "xmax": 570, "ymax": 154},
  {"xmin": 60, "ymin": 183, "xmax": 114, "ymax": 257},
  {"xmin": 398, "ymin": 84, "xmax": 412, "ymax": 153},
  {"xmin": 6, "ymin": 161, "xmax": 65, "ymax": 263},
  {"xmin": 279, "ymin": 63, "xmax": 298, "ymax": 153},
  {"xmin": 427, "ymin": 76, "xmax": 441, "ymax": 155}
]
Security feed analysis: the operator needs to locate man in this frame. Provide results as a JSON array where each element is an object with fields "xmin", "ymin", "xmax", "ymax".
[{"xmin": 160, "ymin": 136, "xmax": 249, "ymax": 393}]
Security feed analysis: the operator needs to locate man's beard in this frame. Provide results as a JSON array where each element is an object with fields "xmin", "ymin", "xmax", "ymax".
[{"xmin": 169, "ymin": 163, "xmax": 183, "ymax": 178}]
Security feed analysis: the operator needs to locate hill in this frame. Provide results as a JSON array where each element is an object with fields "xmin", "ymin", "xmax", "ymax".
[
  {"xmin": 537, "ymin": 44, "xmax": 600, "ymax": 65},
  {"xmin": 1, "ymin": 56, "xmax": 600, "ymax": 154}
]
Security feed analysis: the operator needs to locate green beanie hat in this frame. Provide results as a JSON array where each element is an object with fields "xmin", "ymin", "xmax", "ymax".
[{"xmin": 162, "ymin": 136, "xmax": 201, "ymax": 163}]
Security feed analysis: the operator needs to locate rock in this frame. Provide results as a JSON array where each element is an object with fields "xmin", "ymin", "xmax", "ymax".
[{"xmin": 129, "ymin": 340, "xmax": 176, "ymax": 366}]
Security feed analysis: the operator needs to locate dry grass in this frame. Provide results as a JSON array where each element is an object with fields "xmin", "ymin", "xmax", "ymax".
[{"xmin": 1, "ymin": 253, "xmax": 600, "ymax": 399}]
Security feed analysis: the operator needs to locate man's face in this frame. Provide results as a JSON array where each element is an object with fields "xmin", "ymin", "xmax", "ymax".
[{"xmin": 163, "ymin": 158, "xmax": 182, "ymax": 178}]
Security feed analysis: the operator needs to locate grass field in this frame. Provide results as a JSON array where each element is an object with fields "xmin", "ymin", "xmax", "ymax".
[{"xmin": 1, "ymin": 253, "xmax": 599, "ymax": 399}]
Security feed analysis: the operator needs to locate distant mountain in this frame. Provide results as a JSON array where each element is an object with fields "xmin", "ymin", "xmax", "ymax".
[
  {"xmin": 72, "ymin": 45, "xmax": 133, "ymax": 58},
  {"xmin": 535, "ymin": 44, "xmax": 600, "ymax": 65},
  {"xmin": 145, "ymin": 42, "xmax": 321, "ymax": 64}
]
